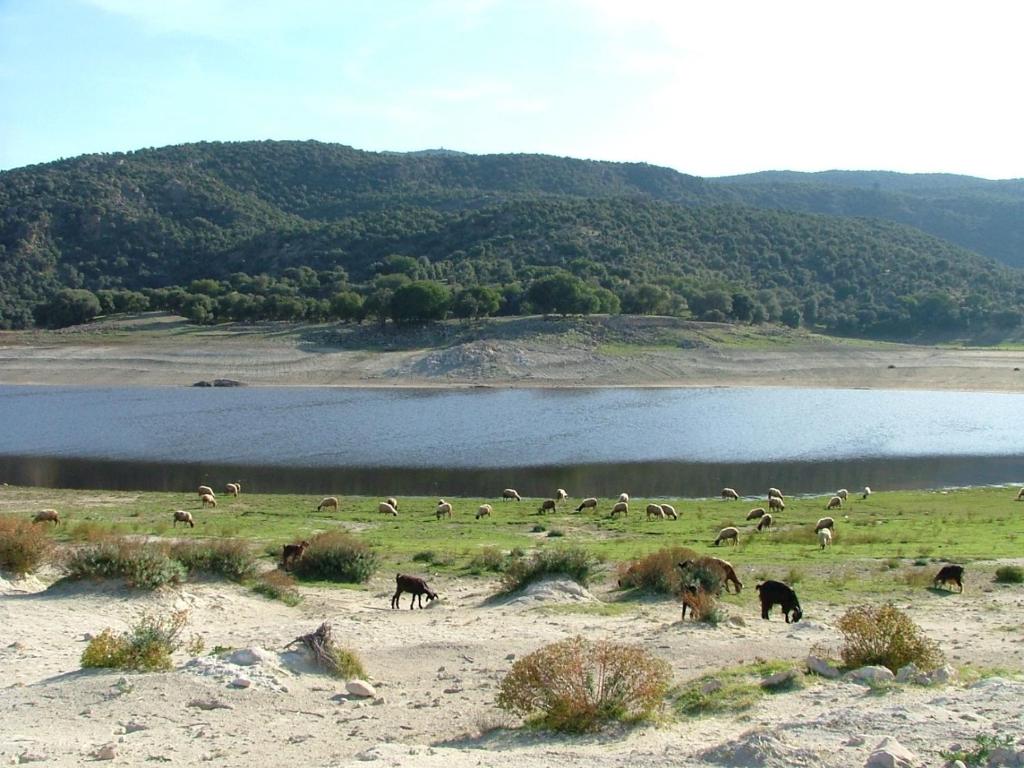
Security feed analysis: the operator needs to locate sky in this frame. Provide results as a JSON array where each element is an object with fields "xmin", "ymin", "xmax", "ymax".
[{"xmin": 1, "ymin": 0, "xmax": 1023, "ymax": 178}]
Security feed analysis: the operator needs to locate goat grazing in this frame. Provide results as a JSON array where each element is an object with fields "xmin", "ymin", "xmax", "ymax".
[
  {"xmin": 933, "ymin": 564, "xmax": 964, "ymax": 593},
  {"xmin": 678, "ymin": 557, "xmax": 743, "ymax": 595},
  {"xmin": 32, "ymin": 509, "xmax": 59, "ymax": 525},
  {"xmin": 756, "ymin": 580, "xmax": 803, "ymax": 622},
  {"xmin": 576, "ymin": 497, "xmax": 598, "ymax": 512},
  {"xmin": 172, "ymin": 510, "xmax": 194, "ymax": 528},
  {"xmin": 317, "ymin": 496, "xmax": 339, "ymax": 512},
  {"xmin": 476, "ymin": 504, "xmax": 492, "ymax": 519},
  {"xmin": 502, "ymin": 489, "xmax": 522, "ymax": 502},
  {"xmin": 826, "ymin": 495, "xmax": 843, "ymax": 510},
  {"xmin": 538, "ymin": 499, "xmax": 557, "ymax": 514},
  {"xmin": 610, "ymin": 501, "xmax": 629, "ymax": 518},
  {"xmin": 721, "ymin": 487, "xmax": 740, "ymax": 500},
  {"xmin": 282, "ymin": 540, "xmax": 310, "ymax": 570},
  {"xmin": 392, "ymin": 573, "xmax": 438, "ymax": 609},
  {"xmin": 200, "ymin": 493, "xmax": 217, "ymax": 508},
  {"xmin": 659, "ymin": 503, "xmax": 678, "ymax": 520}
]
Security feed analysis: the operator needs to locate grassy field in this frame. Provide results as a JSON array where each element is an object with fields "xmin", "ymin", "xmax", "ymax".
[{"xmin": 3, "ymin": 484, "xmax": 1022, "ymax": 606}]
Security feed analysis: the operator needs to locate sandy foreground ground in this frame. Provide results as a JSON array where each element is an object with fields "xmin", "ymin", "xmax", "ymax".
[
  {"xmin": 1, "ymin": 315, "xmax": 1024, "ymax": 391},
  {"xmin": 2, "ymin": 567, "xmax": 1023, "ymax": 768}
]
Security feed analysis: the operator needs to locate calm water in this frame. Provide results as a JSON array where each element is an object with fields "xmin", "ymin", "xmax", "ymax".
[{"xmin": 1, "ymin": 385, "xmax": 1022, "ymax": 495}]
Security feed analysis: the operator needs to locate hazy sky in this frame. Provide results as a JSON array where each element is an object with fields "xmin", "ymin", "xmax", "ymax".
[{"xmin": 2, "ymin": 0, "xmax": 1022, "ymax": 178}]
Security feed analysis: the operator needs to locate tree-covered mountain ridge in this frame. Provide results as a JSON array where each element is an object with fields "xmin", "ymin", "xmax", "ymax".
[{"xmin": 1, "ymin": 140, "xmax": 1022, "ymax": 338}]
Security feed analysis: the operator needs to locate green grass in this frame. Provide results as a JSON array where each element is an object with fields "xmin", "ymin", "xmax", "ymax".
[
  {"xmin": 673, "ymin": 661, "xmax": 804, "ymax": 716},
  {"xmin": 2, "ymin": 484, "xmax": 1022, "ymax": 605}
]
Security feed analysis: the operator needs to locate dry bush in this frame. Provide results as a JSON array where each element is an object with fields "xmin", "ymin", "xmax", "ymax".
[
  {"xmin": 836, "ymin": 603, "xmax": 944, "ymax": 673},
  {"xmin": 468, "ymin": 546, "xmax": 508, "ymax": 573},
  {"xmin": 617, "ymin": 546, "xmax": 700, "ymax": 594},
  {"xmin": 251, "ymin": 569, "xmax": 302, "ymax": 606},
  {"xmin": 681, "ymin": 588, "xmax": 723, "ymax": 625},
  {"xmin": 0, "ymin": 517, "xmax": 52, "ymax": 574},
  {"xmin": 994, "ymin": 566, "xmax": 1024, "ymax": 584},
  {"xmin": 497, "ymin": 635, "xmax": 670, "ymax": 732},
  {"xmin": 291, "ymin": 531, "xmax": 378, "ymax": 583},
  {"xmin": 81, "ymin": 610, "xmax": 201, "ymax": 671},
  {"xmin": 286, "ymin": 622, "xmax": 365, "ymax": 679}
]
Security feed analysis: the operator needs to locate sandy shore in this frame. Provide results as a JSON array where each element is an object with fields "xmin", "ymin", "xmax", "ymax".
[{"xmin": 2, "ymin": 315, "xmax": 1023, "ymax": 391}]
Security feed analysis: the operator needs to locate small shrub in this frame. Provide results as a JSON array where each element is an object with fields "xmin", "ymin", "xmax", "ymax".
[
  {"xmin": 836, "ymin": 603, "xmax": 944, "ymax": 673},
  {"xmin": 287, "ymin": 622, "xmax": 365, "ymax": 679},
  {"xmin": 65, "ymin": 540, "xmax": 186, "ymax": 589},
  {"xmin": 292, "ymin": 531, "xmax": 378, "ymax": 583},
  {"xmin": 682, "ymin": 588, "xmax": 723, "ymax": 625},
  {"xmin": 510, "ymin": 547, "xmax": 526, "ymax": 558},
  {"xmin": 468, "ymin": 546, "xmax": 507, "ymax": 574},
  {"xmin": 500, "ymin": 547, "xmax": 597, "ymax": 593},
  {"xmin": 547, "ymin": 529, "xmax": 565, "ymax": 538},
  {"xmin": 994, "ymin": 565, "xmax": 1024, "ymax": 584},
  {"xmin": 81, "ymin": 610, "xmax": 198, "ymax": 671},
  {"xmin": 327, "ymin": 646, "xmax": 366, "ymax": 679},
  {"xmin": 171, "ymin": 540, "xmax": 256, "ymax": 581},
  {"xmin": 251, "ymin": 570, "xmax": 302, "ymax": 606},
  {"xmin": 496, "ymin": 636, "xmax": 670, "ymax": 732},
  {"xmin": 675, "ymin": 661, "xmax": 800, "ymax": 716},
  {"xmin": 618, "ymin": 546, "xmax": 700, "ymax": 595},
  {"xmin": 531, "ymin": 524, "xmax": 546, "ymax": 533},
  {"xmin": 412, "ymin": 550, "xmax": 435, "ymax": 563},
  {"xmin": 941, "ymin": 733, "xmax": 1016, "ymax": 767},
  {"xmin": 0, "ymin": 517, "xmax": 52, "ymax": 574},
  {"xmin": 784, "ymin": 567, "xmax": 804, "ymax": 585}
]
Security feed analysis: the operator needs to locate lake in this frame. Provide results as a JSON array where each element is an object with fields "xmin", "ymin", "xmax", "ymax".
[{"xmin": 0, "ymin": 385, "xmax": 1022, "ymax": 496}]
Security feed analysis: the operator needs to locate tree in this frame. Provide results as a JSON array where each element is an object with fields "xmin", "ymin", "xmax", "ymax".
[
  {"xmin": 526, "ymin": 272, "xmax": 598, "ymax": 316},
  {"xmin": 33, "ymin": 289, "xmax": 101, "ymax": 328},
  {"xmin": 621, "ymin": 284, "xmax": 671, "ymax": 315},
  {"xmin": 330, "ymin": 291, "xmax": 364, "ymax": 322},
  {"xmin": 780, "ymin": 307, "xmax": 802, "ymax": 328},
  {"xmin": 390, "ymin": 280, "xmax": 451, "ymax": 324},
  {"xmin": 452, "ymin": 286, "xmax": 501, "ymax": 320}
]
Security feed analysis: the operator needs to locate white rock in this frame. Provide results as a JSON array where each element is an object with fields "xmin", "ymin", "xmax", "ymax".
[
  {"xmin": 17, "ymin": 753, "xmax": 47, "ymax": 764},
  {"xmin": 229, "ymin": 647, "xmax": 275, "ymax": 666},
  {"xmin": 895, "ymin": 663, "xmax": 920, "ymax": 683},
  {"xmin": 920, "ymin": 664, "xmax": 956, "ymax": 686},
  {"xmin": 865, "ymin": 737, "xmax": 919, "ymax": 768},
  {"xmin": 807, "ymin": 655, "xmax": 841, "ymax": 679},
  {"xmin": 845, "ymin": 666, "xmax": 895, "ymax": 686},
  {"xmin": 347, "ymin": 680, "xmax": 377, "ymax": 698},
  {"xmin": 951, "ymin": 760, "xmax": 967, "ymax": 768}
]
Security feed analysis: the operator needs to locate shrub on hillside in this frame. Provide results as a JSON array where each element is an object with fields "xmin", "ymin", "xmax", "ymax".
[
  {"xmin": 171, "ymin": 539, "xmax": 256, "ymax": 581},
  {"xmin": 468, "ymin": 546, "xmax": 508, "ymax": 574},
  {"xmin": 617, "ymin": 546, "xmax": 700, "ymax": 595},
  {"xmin": 994, "ymin": 565, "xmax": 1024, "ymax": 584},
  {"xmin": 0, "ymin": 517, "xmax": 52, "ymax": 574},
  {"xmin": 836, "ymin": 603, "xmax": 944, "ymax": 673},
  {"xmin": 81, "ymin": 610, "xmax": 202, "ymax": 671},
  {"xmin": 500, "ymin": 547, "xmax": 598, "ymax": 593},
  {"xmin": 291, "ymin": 531, "xmax": 378, "ymax": 583},
  {"xmin": 65, "ymin": 540, "xmax": 186, "ymax": 589},
  {"xmin": 251, "ymin": 569, "xmax": 302, "ymax": 606},
  {"xmin": 497, "ymin": 635, "xmax": 670, "ymax": 732}
]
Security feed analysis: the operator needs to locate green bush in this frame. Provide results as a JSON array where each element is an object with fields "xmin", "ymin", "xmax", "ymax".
[
  {"xmin": 500, "ymin": 547, "xmax": 598, "ymax": 593},
  {"xmin": 251, "ymin": 570, "xmax": 302, "ymax": 606},
  {"xmin": 836, "ymin": 603, "xmax": 944, "ymax": 673},
  {"xmin": 497, "ymin": 636, "xmax": 670, "ymax": 732},
  {"xmin": 292, "ymin": 531, "xmax": 378, "ymax": 583},
  {"xmin": 617, "ymin": 546, "xmax": 700, "ymax": 595},
  {"xmin": 468, "ymin": 546, "xmax": 507, "ymax": 574},
  {"xmin": 65, "ymin": 540, "xmax": 186, "ymax": 589},
  {"xmin": 171, "ymin": 540, "xmax": 256, "ymax": 581},
  {"xmin": 81, "ymin": 610, "xmax": 201, "ymax": 671},
  {"xmin": 0, "ymin": 517, "xmax": 52, "ymax": 574},
  {"xmin": 994, "ymin": 565, "xmax": 1024, "ymax": 584}
]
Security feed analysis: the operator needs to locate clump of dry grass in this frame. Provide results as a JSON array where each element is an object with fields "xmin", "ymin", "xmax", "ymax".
[
  {"xmin": 0, "ymin": 516, "xmax": 53, "ymax": 574},
  {"xmin": 836, "ymin": 603, "xmax": 944, "ymax": 673}
]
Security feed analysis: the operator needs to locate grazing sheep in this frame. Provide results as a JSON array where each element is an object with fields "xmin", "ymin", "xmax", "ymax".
[
  {"xmin": 610, "ymin": 501, "xmax": 629, "ymax": 518},
  {"xmin": 713, "ymin": 526, "xmax": 739, "ymax": 546},
  {"xmin": 197, "ymin": 485, "xmax": 214, "ymax": 498},
  {"xmin": 815, "ymin": 516, "xmax": 835, "ymax": 533},
  {"xmin": 646, "ymin": 503, "xmax": 666, "ymax": 520},
  {"xmin": 678, "ymin": 557, "xmax": 743, "ymax": 595},
  {"xmin": 1016, "ymin": 487, "xmax": 1024, "ymax": 501},
  {"xmin": 317, "ymin": 496, "xmax": 339, "ymax": 513},
  {"xmin": 757, "ymin": 513, "xmax": 773, "ymax": 532},
  {"xmin": 659, "ymin": 503, "xmax": 678, "ymax": 520},
  {"xmin": 172, "ymin": 510, "xmax": 194, "ymax": 528},
  {"xmin": 768, "ymin": 487, "xmax": 784, "ymax": 500},
  {"xmin": 392, "ymin": 573, "xmax": 438, "ymax": 609},
  {"xmin": 436, "ymin": 500, "xmax": 453, "ymax": 519},
  {"xmin": 721, "ymin": 488, "xmax": 740, "ymax": 500},
  {"xmin": 933, "ymin": 564, "xmax": 965, "ymax": 593},
  {"xmin": 746, "ymin": 507, "xmax": 767, "ymax": 521},
  {"xmin": 201, "ymin": 493, "xmax": 217, "ymax": 508},
  {"xmin": 538, "ymin": 499, "xmax": 557, "ymax": 514},
  {"xmin": 281, "ymin": 540, "xmax": 310, "ymax": 570},
  {"xmin": 818, "ymin": 528, "xmax": 833, "ymax": 550},
  {"xmin": 555, "ymin": 489, "xmax": 568, "ymax": 502},
  {"xmin": 826, "ymin": 495, "xmax": 843, "ymax": 510},
  {"xmin": 225, "ymin": 482, "xmax": 240, "ymax": 497},
  {"xmin": 618, "ymin": 492, "xmax": 630, "ymax": 503},
  {"xmin": 385, "ymin": 497, "xmax": 399, "ymax": 510},
  {"xmin": 32, "ymin": 509, "xmax": 59, "ymax": 525},
  {"xmin": 756, "ymin": 580, "xmax": 803, "ymax": 622},
  {"xmin": 769, "ymin": 496, "xmax": 785, "ymax": 512},
  {"xmin": 502, "ymin": 489, "xmax": 522, "ymax": 502},
  {"xmin": 476, "ymin": 504, "xmax": 492, "ymax": 519},
  {"xmin": 835, "ymin": 488, "xmax": 848, "ymax": 501},
  {"xmin": 576, "ymin": 497, "xmax": 598, "ymax": 513},
  {"xmin": 862, "ymin": 486, "xmax": 872, "ymax": 499},
  {"xmin": 378, "ymin": 501, "xmax": 398, "ymax": 516}
]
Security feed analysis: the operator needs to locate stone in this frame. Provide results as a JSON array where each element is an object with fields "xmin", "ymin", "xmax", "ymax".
[
  {"xmin": 761, "ymin": 668, "xmax": 799, "ymax": 689},
  {"xmin": 188, "ymin": 698, "xmax": 233, "ymax": 711},
  {"xmin": 987, "ymin": 747, "xmax": 1024, "ymax": 767},
  {"xmin": 230, "ymin": 677, "xmax": 252, "ymax": 689},
  {"xmin": 865, "ymin": 737, "xmax": 919, "ymax": 768},
  {"xmin": 229, "ymin": 647, "xmax": 274, "ymax": 666},
  {"xmin": 895, "ymin": 663, "xmax": 920, "ymax": 683},
  {"xmin": 121, "ymin": 721, "xmax": 148, "ymax": 734},
  {"xmin": 93, "ymin": 743, "xmax": 117, "ymax": 761},
  {"xmin": 845, "ymin": 665, "xmax": 896, "ymax": 686},
  {"xmin": 346, "ymin": 680, "xmax": 377, "ymax": 698},
  {"xmin": 951, "ymin": 760, "xmax": 967, "ymax": 768},
  {"xmin": 807, "ymin": 655, "xmax": 841, "ymax": 679},
  {"xmin": 17, "ymin": 753, "xmax": 47, "ymax": 764},
  {"xmin": 701, "ymin": 679, "xmax": 724, "ymax": 695},
  {"xmin": 921, "ymin": 665, "xmax": 956, "ymax": 686}
]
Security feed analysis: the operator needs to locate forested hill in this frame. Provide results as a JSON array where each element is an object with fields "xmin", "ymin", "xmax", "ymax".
[
  {"xmin": 712, "ymin": 170, "xmax": 1024, "ymax": 269},
  {"xmin": 1, "ymin": 140, "xmax": 1023, "ymax": 338}
]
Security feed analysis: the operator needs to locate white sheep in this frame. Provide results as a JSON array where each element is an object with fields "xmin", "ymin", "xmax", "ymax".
[
  {"xmin": 197, "ymin": 485, "xmax": 214, "ymax": 498},
  {"xmin": 769, "ymin": 496, "xmax": 785, "ymax": 512},
  {"xmin": 815, "ymin": 516, "xmax": 835, "ymax": 533},
  {"xmin": 818, "ymin": 527, "xmax": 833, "ymax": 550},
  {"xmin": 201, "ymin": 493, "xmax": 217, "ymax": 508},
  {"xmin": 476, "ymin": 504, "xmax": 493, "ymax": 519},
  {"xmin": 225, "ymin": 482, "xmax": 241, "ymax": 497},
  {"xmin": 378, "ymin": 501, "xmax": 398, "ymax": 516},
  {"xmin": 714, "ymin": 526, "xmax": 739, "ymax": 546},
  {"xmin": 502, "ymin": 489, "xmax": 522, "ymax": 502},
  {"xmin": 576, "ymin": 497, "xmax": 598, "ymax": 512},
  {"xmin": 385, "ymin": 496, "xmax": 399, "ymax": 510},
  {"xmin": 835, "ymin": 488, "xmax": 848, "ymax": 501},
  {"xmin": 645, "ymin": 503, "xmax": 666, "ymax": 520},
  {"xmin": 555, "ymin": 489, "xmax": 568, "ymax": 502},
  {"xmin": 862, "ymin": 486, "xmax": 872, "ymax": 500},
  {"xmin": 317, "ymin": 496, "xmax": 339, "ymax": 512},
  {"xmin": 757, "ymin": 513, "xmax": 773, "ymax": 532},
  {"xmin": 746, "ymin": 507, "xmax": 767, "ymax": 520},
  {"xmin": 32, "ymin": 509, "xmax": 59, "ymax": 525},
  {"xmin": 618, "ymin": 492, "xmax": 629, "ymax": 503},
  {"xmin": 610, "ymin": 501, "xmax": 629, "ymax": 518},
  {"xmin": 826, "ymin": 495, "xmax": 843, "ymax": 510},
  {"xmin": 173, "ymin": 509, "xmax": 194, "ymax": 528},
  {"xmin": 659, "ymin": 503, "xmax": 678, "ymax": 520},
  {"xmin": 768, "ymin": 487, "xmax": 784, "ymax": 500},
  {"xmin": 436, "ymin": 500, "xmax": 453, "ymax": 519},
  {"xmin": 721, "ymin": 487, "xmax": 740, "ymax": 500}
]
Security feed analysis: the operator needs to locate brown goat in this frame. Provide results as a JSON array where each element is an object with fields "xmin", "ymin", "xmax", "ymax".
[
  {"xmin": 282, "ymin": 540, "xmax": 310, "ymax": 571},
  {"xmin": 392, "ymin": 573, "xmax": 438, "ymax": 609}
]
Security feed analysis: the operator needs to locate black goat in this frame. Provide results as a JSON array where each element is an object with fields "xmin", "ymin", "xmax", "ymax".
[
  {"xmin": 392, "ymin": 573, "xmax": 438, "ymax": 609},
  {"xmin": 933, "ymin": 564, "xmax": 964, "ymax": 593},
  {"xmin": 756, "ymin": 580, "xmax": 803, "ymax": 623}
]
